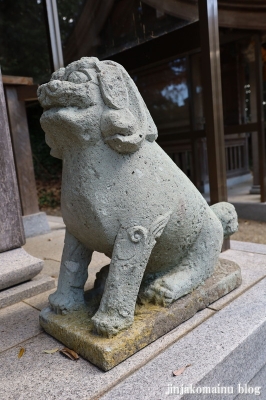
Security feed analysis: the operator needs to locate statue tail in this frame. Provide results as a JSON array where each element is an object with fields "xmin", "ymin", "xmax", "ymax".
[{"xmin": 210, "ymin": 202, "xmax": 238, "ymax": 238}]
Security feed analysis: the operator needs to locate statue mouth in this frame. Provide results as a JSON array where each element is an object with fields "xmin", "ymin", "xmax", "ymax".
[
  {"xmin": 41, "ymin": 106, "xmax": 63, "ymax": 116},
  {"xmin": 39, "ymin": 97, "xmax": 63, "ymax": 111},
  {"xmin": 37, "ymin": 81, "xmax": 95, "ymax": 111}
]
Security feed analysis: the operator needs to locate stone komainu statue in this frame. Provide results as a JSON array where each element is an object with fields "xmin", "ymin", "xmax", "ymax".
[{"xmin": 38, "ymin": 57, "xmax": 238, "ymax": 337}]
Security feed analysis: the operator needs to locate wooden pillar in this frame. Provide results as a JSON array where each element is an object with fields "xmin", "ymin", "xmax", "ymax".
[
  {"xmin": 198, "ymin": 0, "xmax": 229, "ymax": 250},
  {"xmin": 0, "ymin": 72, "xmax": 25, "ymax": 252},
  {"xmin": 187, "ymin": 55, "xmax": 199, "ymax": 189},
  {"xmin": 5, "ymin": 86, "xmax": 39, "ymax": 216},
  {"xmin": 199, "ymin": 0, "xmax": 227, "ymax": 204},
  {"xmin": 255, "ymin": 35, "xmax": 266, "ymax": 202},
  {"xmin": 249, "ymin": 58, "xmax": 260, "ymax": 193}
]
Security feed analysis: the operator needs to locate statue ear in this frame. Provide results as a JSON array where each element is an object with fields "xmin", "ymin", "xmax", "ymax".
[
  {"xmin": 97, "ymin": 60, "xmax": 158, "ymax": 153},
  {"xmin": 95, "ymin": 63, "xmax": 128, "ymax": 110}
]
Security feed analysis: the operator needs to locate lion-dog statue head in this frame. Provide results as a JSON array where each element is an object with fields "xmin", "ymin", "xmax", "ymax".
[{"xmin": 38, "ymin": 57, "xmax": 157, "ymax": 158}]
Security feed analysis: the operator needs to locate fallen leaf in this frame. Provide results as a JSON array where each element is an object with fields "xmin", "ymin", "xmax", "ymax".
[
  {"xmin": 172, "ymin": 364, "xmax": 191, "ymax": 376},
  {"xmin": 43, "ymin": 348, "xmax": 59, "ymax": 354},
  {"xmin": 18, "ymin": 348, "xmax": 25, "ymax": 359},
  {"xmin": 59, "ymin": 347, "xmax": 79, "ymax": 361}
]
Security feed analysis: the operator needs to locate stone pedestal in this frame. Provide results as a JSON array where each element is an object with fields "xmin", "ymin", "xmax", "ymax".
[
  {"xmin": 0, "ymin": 248, "xmax": 55, "ymax": 310},
  {"xmin": 40, "ymin": 259, "xmax": 241, "ymax": 371},
  {"xmin": 0, "ymin": 73, "xmax": 55, "ymax": 310},
  {"xmin": 0, "ymin": 248, "xmax": 43, "ymax": 290},
  {"xmin": 23, "ymin": 212, "xmax": 51, "ymax": 238}
]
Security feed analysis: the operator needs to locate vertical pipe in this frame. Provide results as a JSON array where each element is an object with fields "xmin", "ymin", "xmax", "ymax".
[
  {"xmin": 198, "ymin": 0, "xmax": 229, "ymax": 250},
  {"xmin": 199, "ymin": 0, "xmax": 227, "ymax": 204},
  {"xmin": 45, "ymin": 0, "xmax": 64, "ymax": 71}
]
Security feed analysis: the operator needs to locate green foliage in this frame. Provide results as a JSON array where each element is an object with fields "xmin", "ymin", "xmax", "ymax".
[
  {"xmin": 0, "ymin": 0, "xmax": 51, "ymax": 83},
  {"xmin": 38, "ymin": 188, "xmax": 61, "ymax": 208},
  {"xmin": 27, "ymin": 102, "xmax": 62, "ymax": 209},
  {"xmin": 27, "ymin": 102, "xmax": 62, "ymax": 181},
  {"xmin": 57, "ymin": 0, "xmax": 85, "ymax": 45}
]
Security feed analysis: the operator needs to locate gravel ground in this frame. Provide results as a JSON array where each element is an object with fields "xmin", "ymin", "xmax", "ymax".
[{"xmin": 232, "ymin": 218, "xmax": 266, "ymax": 244}]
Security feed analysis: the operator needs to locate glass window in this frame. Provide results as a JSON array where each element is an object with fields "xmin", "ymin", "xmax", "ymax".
[
  {"xmin": 132, "ymin": 57, "xmax": 190, "ymax": 135},
  {"xmin": 190, "ymin": 52, "xmax": 204, "ymax": 130},
  {"xmin": 220, "ymin": 36, "xmax": 257, "ymax": 126},
  {"xmin": 57, "ymin": 0, "xmax": 199, "ymax": 64}
]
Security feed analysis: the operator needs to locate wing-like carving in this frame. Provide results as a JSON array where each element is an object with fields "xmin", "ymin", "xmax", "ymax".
[{"xmin": 149, "ymin": 212, "xmax": 171, "ymax": 240}]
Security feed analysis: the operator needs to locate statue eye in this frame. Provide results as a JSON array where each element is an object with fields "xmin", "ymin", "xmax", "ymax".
[
  {"xmin": 51, "ymin": 67, "xmax": 65, "ymax": 81},
  {"xmin": 67, "ymin": 71, "xmax": 90, "ymax": 83}
]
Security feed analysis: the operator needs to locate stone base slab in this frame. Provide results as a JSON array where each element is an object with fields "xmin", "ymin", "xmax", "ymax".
[
  {"xmin": 0, "ymin": 275, "xmax": 55, "ymax": 309},
  {"xmin": 23, "ymin": 212, "xmax": 50, "ymax": 238},
  {"xmin": 0, "ymin": 248, "xmax": 44, "ymax": 291},
  {"xmin": 40, "ymin": 259, "xmax": 241, "ymax": 371}
]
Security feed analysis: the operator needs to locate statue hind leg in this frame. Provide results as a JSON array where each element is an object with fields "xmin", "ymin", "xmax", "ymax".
[{"xmin": 138, "ymin": 211, "xmax": 223, "ymax": 307}]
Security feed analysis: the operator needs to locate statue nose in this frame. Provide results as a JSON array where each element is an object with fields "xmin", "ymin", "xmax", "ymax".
[{"xmin": 48, "ymin": 80, "xmax": 61, "ymax": 92}]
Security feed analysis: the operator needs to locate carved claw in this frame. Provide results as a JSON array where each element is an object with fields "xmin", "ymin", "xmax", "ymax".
[
  {"xmin": 91, "ymin": 310, "xmax": 133, "ymax": 338},
  {"xmin": 49, "ymin": 289, "xmax": 86, "ymax": 315},
  {"xmin": 138, "ymin": 282, "xmax": 174, "ymax": 307},
  {"xmin": 138, "ymin": 274, "xmax": 188, "ymax": 307}
]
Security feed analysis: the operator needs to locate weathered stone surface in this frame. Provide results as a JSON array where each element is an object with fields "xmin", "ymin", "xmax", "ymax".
[
  {"xmin": 23, "ymin": 212, "xmax": 50, "ymax": 238},
  {"xmin": 0, "ymin": 248, "xmax": 43, "ymax": 291},
  {"xmin": 235, "ymin": 364, "xmax": 266, "ymax": 399},
  {"xmin": 5, "ymin": 86, "xmax": 40, "ymax": 217},
  {"xmin": 46, "ymin": 215, "xmax": 66, "ymax": 231},
  {"xmin": 0, "ymin": 310, "xmax": 214, "ymax": 400},
  {"xmin": 40, "ymin": 259, "xmax": 241, "ymax": 371},
  {"xmin": 23, "ymin": 287, "xmax": 58, "ymax": 311},
  {"xmin": 23, "ymin": 229, "xmax": 65, "ymax": 262},
  {"xmin": 0, "ymin": 72, "xmax": 25, "ymax": 252},
  {"xmin": 0, "ymin": 302, "xmax": 41, "ymax": 352},
  {"xmin": 231, "ymin": 239, "xmax": 266, "ymax": 255},
  {"xmin": 0, "ymin": 275, "xmax": 55, "ymax": 309},
  {"xmin": 38, "ymin": 57, "xmax": 240, "ymax": 337},
  {"xmin": 0, "ymin": 248, "xmax": 264, "ymax": 400},
  {"xmin": 101, "ymin": 278, "xmax": 266, "ymax": 400},
  {"xmin": 209, "ymin": 248, "xmax": 266, "ymax": 311}
]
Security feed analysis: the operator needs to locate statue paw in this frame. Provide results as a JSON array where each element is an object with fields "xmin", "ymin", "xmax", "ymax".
[
  {"xmin": 91, "ymin": 310, "xmax": 133, "ymax": 338},
  {"xmin": 49, "ymin": 289, "xmax": 86, "ymax": 315},
  {"xmin": 138, "ymin": 277, "xmax": 177, "ymax": 307}
]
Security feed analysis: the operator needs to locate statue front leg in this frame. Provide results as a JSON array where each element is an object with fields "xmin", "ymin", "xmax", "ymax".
[
  {"xmin": 92, "ymin": 213, "xmax": 171, "ymax": 337},
  {"xmin": 49, "ymin": 229, "xmax": 92, "ymax": 314}
]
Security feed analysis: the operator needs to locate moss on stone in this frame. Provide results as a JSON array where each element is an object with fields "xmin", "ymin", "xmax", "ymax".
[{"xmin": 40, "ymin": 259, "xmax": 241, "ymax": 371}]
